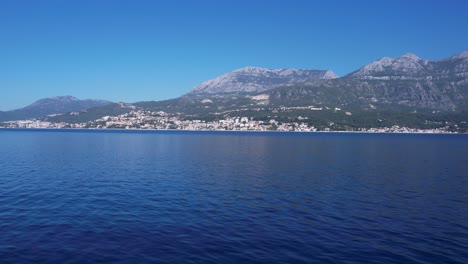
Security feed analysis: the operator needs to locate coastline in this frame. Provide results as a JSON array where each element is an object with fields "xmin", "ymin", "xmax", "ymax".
[{"xmin": 0, "ymin": 126, "xmax": 464, "ymax": 135}]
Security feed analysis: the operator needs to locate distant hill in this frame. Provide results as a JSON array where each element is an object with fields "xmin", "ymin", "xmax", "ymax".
[
  {"xmin": 0, "ymin": 96, "xmax": 112, "ymax": 121},
  {"xmin": 45, "ymin": 102, "xmax": 135, "ymax": 124}
]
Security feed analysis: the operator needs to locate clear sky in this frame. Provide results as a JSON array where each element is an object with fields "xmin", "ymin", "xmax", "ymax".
[{"xmin": 1, "ymin": 0, "xmax": 468, "ymax": 110}]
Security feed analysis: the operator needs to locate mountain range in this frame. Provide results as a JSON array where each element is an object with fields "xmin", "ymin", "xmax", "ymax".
[
  {"xmin": 186, "ymin": 51, "xmax": 468, "ymax": 111},
  {"xmin": 1, "ymin": 51, "xmax": 467, "ymax": 126},
  {"xmin": 189, "ymin": 66, "xmax": 337, "ymax": 95},
  {"xmin": 0, "ymin": 96, "xmax": 111, "ymax": 122}
]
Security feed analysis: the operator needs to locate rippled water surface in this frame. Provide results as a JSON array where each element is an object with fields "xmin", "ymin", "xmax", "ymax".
[{"xmin": 0, "ymin": 129, "xmax": 467, "ymax": 263}]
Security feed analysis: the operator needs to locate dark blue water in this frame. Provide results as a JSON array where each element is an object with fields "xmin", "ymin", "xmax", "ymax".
[{"xmin": 0, "ymin": 129, "xmax": 467, "ymax": 263}]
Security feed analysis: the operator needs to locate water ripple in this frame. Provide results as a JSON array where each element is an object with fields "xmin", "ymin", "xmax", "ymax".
[{"xmin": 0, "ymin": 130, "xmax": 467, "ymax": 263}]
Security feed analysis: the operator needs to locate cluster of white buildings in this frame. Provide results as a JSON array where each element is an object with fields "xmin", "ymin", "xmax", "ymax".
[
  {"xmin": 0, "ymin": 120, "xmax": 70, "ymax": 129},
  {"xmin": 97, "ymin": 111, "xmax": 178, "ymax": 129},
  {"xmin": 359, "ymin": 125, "xmax": 452, "ymax": 133},
  {"xmin": 0, "ymin": 110, "xmax": 456, "ymax": 133},
  {"xmin": 94, "ymin": 110, "xmax": 317, "ymax": 131}
]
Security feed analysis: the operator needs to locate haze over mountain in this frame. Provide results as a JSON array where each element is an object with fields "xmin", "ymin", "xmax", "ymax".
[
  {"xmin": 189, "ymin": 67, "xmax": 337, "ymax": 95},
  {"xmin": 0, "ymin": 96, "xmax": 112, "ymax": 121}
]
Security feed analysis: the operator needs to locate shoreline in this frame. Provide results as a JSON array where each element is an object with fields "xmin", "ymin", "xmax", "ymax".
[{"xmin": 0, "ymin": 127, "xmax": 464, "ymax": 135}]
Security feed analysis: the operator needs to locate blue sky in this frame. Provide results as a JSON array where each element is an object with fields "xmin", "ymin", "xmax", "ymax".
[{"xmin": 1, "ymin": 0, "xmax": 468, "ymax": 110}]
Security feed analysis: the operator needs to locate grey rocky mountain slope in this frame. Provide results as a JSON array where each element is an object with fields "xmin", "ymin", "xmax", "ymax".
[
  {"xmin": 267, "ymin": 52, "xmax": 468, "ymax": 111},
  {"xmin": 0, "ymin": 96, "xmax": 112, "ymax": 121},
  {"xmin": 186, "ymin": 52, "xmax": 467, "ymax": 111},
  {"xmin": 188, "ymin": 66, "xmax": 337, "ymax": 95},
  {"xmin": 345, "ymin": 52, "xmax": 468, "ymax": 81}
]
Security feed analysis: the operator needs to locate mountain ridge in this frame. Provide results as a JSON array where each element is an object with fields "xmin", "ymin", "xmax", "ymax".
[
  {"xmin": 3, "ymin": 51, "xmax": 468, "ymax": 124},
  {"xmin": 180, "ymin": 51, "xmax": 468, "ymax": 111},
  {"xmin": 345, "ymin": 51, "xmax": 468, "ymax": 81},
  {"xmin": 0, "ymin": 96, "xmax": 112, "ymax": 121},
  {"xmin": 188, "ymin": 66, "xmax": 337, "ymax": 95}
]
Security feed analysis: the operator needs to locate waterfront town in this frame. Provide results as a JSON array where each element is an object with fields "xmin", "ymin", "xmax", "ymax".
[{"xmin": 0, "ymin": 110, "xmax": 456, "ymax": 133}]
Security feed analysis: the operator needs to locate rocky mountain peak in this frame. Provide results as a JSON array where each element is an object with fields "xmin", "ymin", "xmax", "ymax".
[
  {"xmin": 399, "ymin": 53, "xmax": 421, "ymax": 60},
  {"xmin": 451, "ymin": 51, "xmax": 468, "ymax": 59},
  {"xmin": 233, "ymin": 66, "xmax": 266, "ymax": 73},
  {"xmin": 346, "ymin": 51, "xmax": 468, "ymax": 81},
  {"xmin": 189, "ymin": 66, "xmax": 336, "ymax": 95},
  {"xmin": 51, "ymin": 95, "xmax": 79, "ymax": 101},
  {"xmin": 346, "ymin": 53, "xmax": 427, "ymax": 80},
  {"xmin": 323, "ymin": 70, "xmax": 338, "ymax": 79}
]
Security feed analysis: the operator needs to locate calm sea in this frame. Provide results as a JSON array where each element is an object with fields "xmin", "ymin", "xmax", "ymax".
[{"xmin": 0, "ymin": 129, "xmax": 467, "ymax": 263}]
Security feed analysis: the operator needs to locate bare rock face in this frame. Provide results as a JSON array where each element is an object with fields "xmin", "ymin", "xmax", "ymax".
[
  {"xmin": 346, "ymin": 52, "xmax": 468, "ymax": 81},
  {"xmin": 265, "ymin": 52, "xmax": 468, "ymax": 111},
  {"xmin": 185, "ymin": 52, "xmax": 468, "ymax": 111},
  {"xmin": 189, "ymin": 67, "xmax": 337, "ymax": 95}
]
